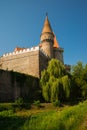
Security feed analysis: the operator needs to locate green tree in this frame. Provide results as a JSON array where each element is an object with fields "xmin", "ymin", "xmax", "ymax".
[
  {"xmin": 40, "ymin": 59, "xmax": 71, "ymax": 102},
  {"xmin": 71, "ymin": 61, "xmax": 83, "ymax": 77},
  {"xmin": 71, "ymin": 61, "xmax": 87, "ymax": 100}
]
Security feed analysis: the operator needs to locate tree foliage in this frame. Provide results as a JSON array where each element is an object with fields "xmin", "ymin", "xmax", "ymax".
[
  {"xmin": 40, "ymin": 60, "xmax": 87, "ymax": 102},
  {"xmin": 71, "ymin": 61, "xmax": 87, "ymax": 100},
  {"xmin": 40, "ymin": 59, "xmax": 71, "ymax": 102}
]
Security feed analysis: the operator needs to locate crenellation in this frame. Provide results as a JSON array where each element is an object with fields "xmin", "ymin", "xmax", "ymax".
[
  {"xmin": 1, "ymin": 46, "xmax": 40, "ymax": 58},
  {"xmin": 12, "ymin": 52, "xmax": 16, "ymax": 55}
]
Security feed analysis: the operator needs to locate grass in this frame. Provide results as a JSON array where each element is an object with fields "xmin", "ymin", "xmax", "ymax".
[
  {"xmin": 0, "ymin": 111, "xmax": 27, "ymax": 130},
  {"xmin": 0, "ymin": 101, "xmax": 87, "ymax": 130},
  {"xmin": 20, "ymin": 100, "xmax": 87, "ymax": 130}
]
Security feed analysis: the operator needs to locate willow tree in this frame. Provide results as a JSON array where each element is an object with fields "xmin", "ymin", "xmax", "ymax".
[{"xmin": 40, "ymin": 59, "xmax": 71, "ymax": 102}]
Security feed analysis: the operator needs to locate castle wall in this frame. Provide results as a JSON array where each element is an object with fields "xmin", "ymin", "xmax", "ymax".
[
  {"xmin": 0, "ymin": 46, "xmax": 52, "ymax": 78},
  {"xmin": 0, "ymin": 70, "xmax": 14, "ymax": 101},
  {"xmin": 0, "ymin": 70, "xmax": 39, "ymax": 102},
  {"xmin": 0, "ymin": 47, "xmax": 40, "ymax": 78}
]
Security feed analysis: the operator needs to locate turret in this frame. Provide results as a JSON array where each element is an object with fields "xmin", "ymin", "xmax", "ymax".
[
  {"xmin": 53, "ymin": 35, "xmax": 64, "ymax": 63},
  {"xmin": 40, "ymin": 15, "xmax": 54, "ymax": 58}
]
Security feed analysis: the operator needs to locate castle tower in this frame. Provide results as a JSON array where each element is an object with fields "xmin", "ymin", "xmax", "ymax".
[
  {"xmin": 53, "ymin": 35, "xmax": 64, "ymax": 63},
  {"xmin": 40, "ymin": 15, "xmax": 54, "ymax": 58}
]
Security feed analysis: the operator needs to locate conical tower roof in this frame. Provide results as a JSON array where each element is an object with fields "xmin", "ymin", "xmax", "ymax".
[
  {"xmin": 53, "ymin": 35, "xmax": 60, "ymax": 48},
  {"xmin": 41, "ymin": 15, "xmax": 53, "ymax": 34}
]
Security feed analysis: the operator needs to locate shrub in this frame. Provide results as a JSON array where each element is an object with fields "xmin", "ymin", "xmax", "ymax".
[
  {"xmin": 33, "ymin": 100, "xmax": 41, "ymax": 108},
  {"xmin": 15, "ymin": 97, "xmax": 24, "ymax": 109},
  {"xmin": 53, "ymin": 100, "xmax": 61, "ymax": 107}
]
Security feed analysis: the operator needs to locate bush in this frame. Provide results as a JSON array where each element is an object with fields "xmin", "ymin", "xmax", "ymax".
[
  {"xmin": 15, "ymin": 97, "xmax": 24, "ymax": 109},
  {"xmin": 53, "ymin": 100, "xmax": 61, "ymax": 107},
  {"xmin": 33, "ymin": 100, "xmax": 41, "ymax": 108}
]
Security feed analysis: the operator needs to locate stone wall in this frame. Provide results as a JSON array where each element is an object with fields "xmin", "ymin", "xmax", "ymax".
[
  {"xmin": 0, "ymin": 46, "xmax": 50, "ymax": 78},
  {"xmin": 0, "ymin": 47, "xmax": 40, "ymax": 78},
  {"xmin": 0, "ymin": 69, "xmax": 39, "ymax": 102}
]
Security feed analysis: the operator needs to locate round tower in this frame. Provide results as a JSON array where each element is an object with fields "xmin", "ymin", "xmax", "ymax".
[{"xmin": 40, "ymin": 15, "xmax": 54, "ymax": 58}]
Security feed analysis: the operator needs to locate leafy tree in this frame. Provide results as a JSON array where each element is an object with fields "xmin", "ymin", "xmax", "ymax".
[
  {"xmin": 62, "ymin": 75, "xmax": 70, "ymax": 98},
  {"xmin": 71, "ymin": 61, "xmax": 83, "ymax": 77},
  {"xmin": 40, "ymin": 59, "xmax": 71, "ymax": 102},
  {"xmin": 71, "ymin": 61, "xmax": 87, "ymax": 100}
]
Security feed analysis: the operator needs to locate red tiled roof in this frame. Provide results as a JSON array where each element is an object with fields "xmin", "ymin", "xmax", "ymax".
[{"xmin": 14, "ymin": 47, "xmax": 25, "ymax": 52}]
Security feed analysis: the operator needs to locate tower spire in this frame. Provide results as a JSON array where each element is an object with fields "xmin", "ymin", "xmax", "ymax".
[
  {"xmin": 40, "ymin": 15, "xmax": 54, "ymax": 58},
  {"xmin": 41, "ymin": 14, "xmax": 53, "ymax": 34}
]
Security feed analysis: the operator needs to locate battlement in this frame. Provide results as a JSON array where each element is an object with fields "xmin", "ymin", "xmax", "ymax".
[
  {"xmin": 58, "ymin": 47, "xmax": 64, "ymax": 51},
  {"xmin": 2, "ymin": 46, "xmax": 40, "ymax": 57},
  {"xmin": 54, "ymin": 47, "xmax": 64, "ymax": 52}
]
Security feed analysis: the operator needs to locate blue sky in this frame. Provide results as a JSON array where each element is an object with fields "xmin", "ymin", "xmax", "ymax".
[{"xmin": 0, "ymin": 0, "xmax": 87, "ymax": 65}]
